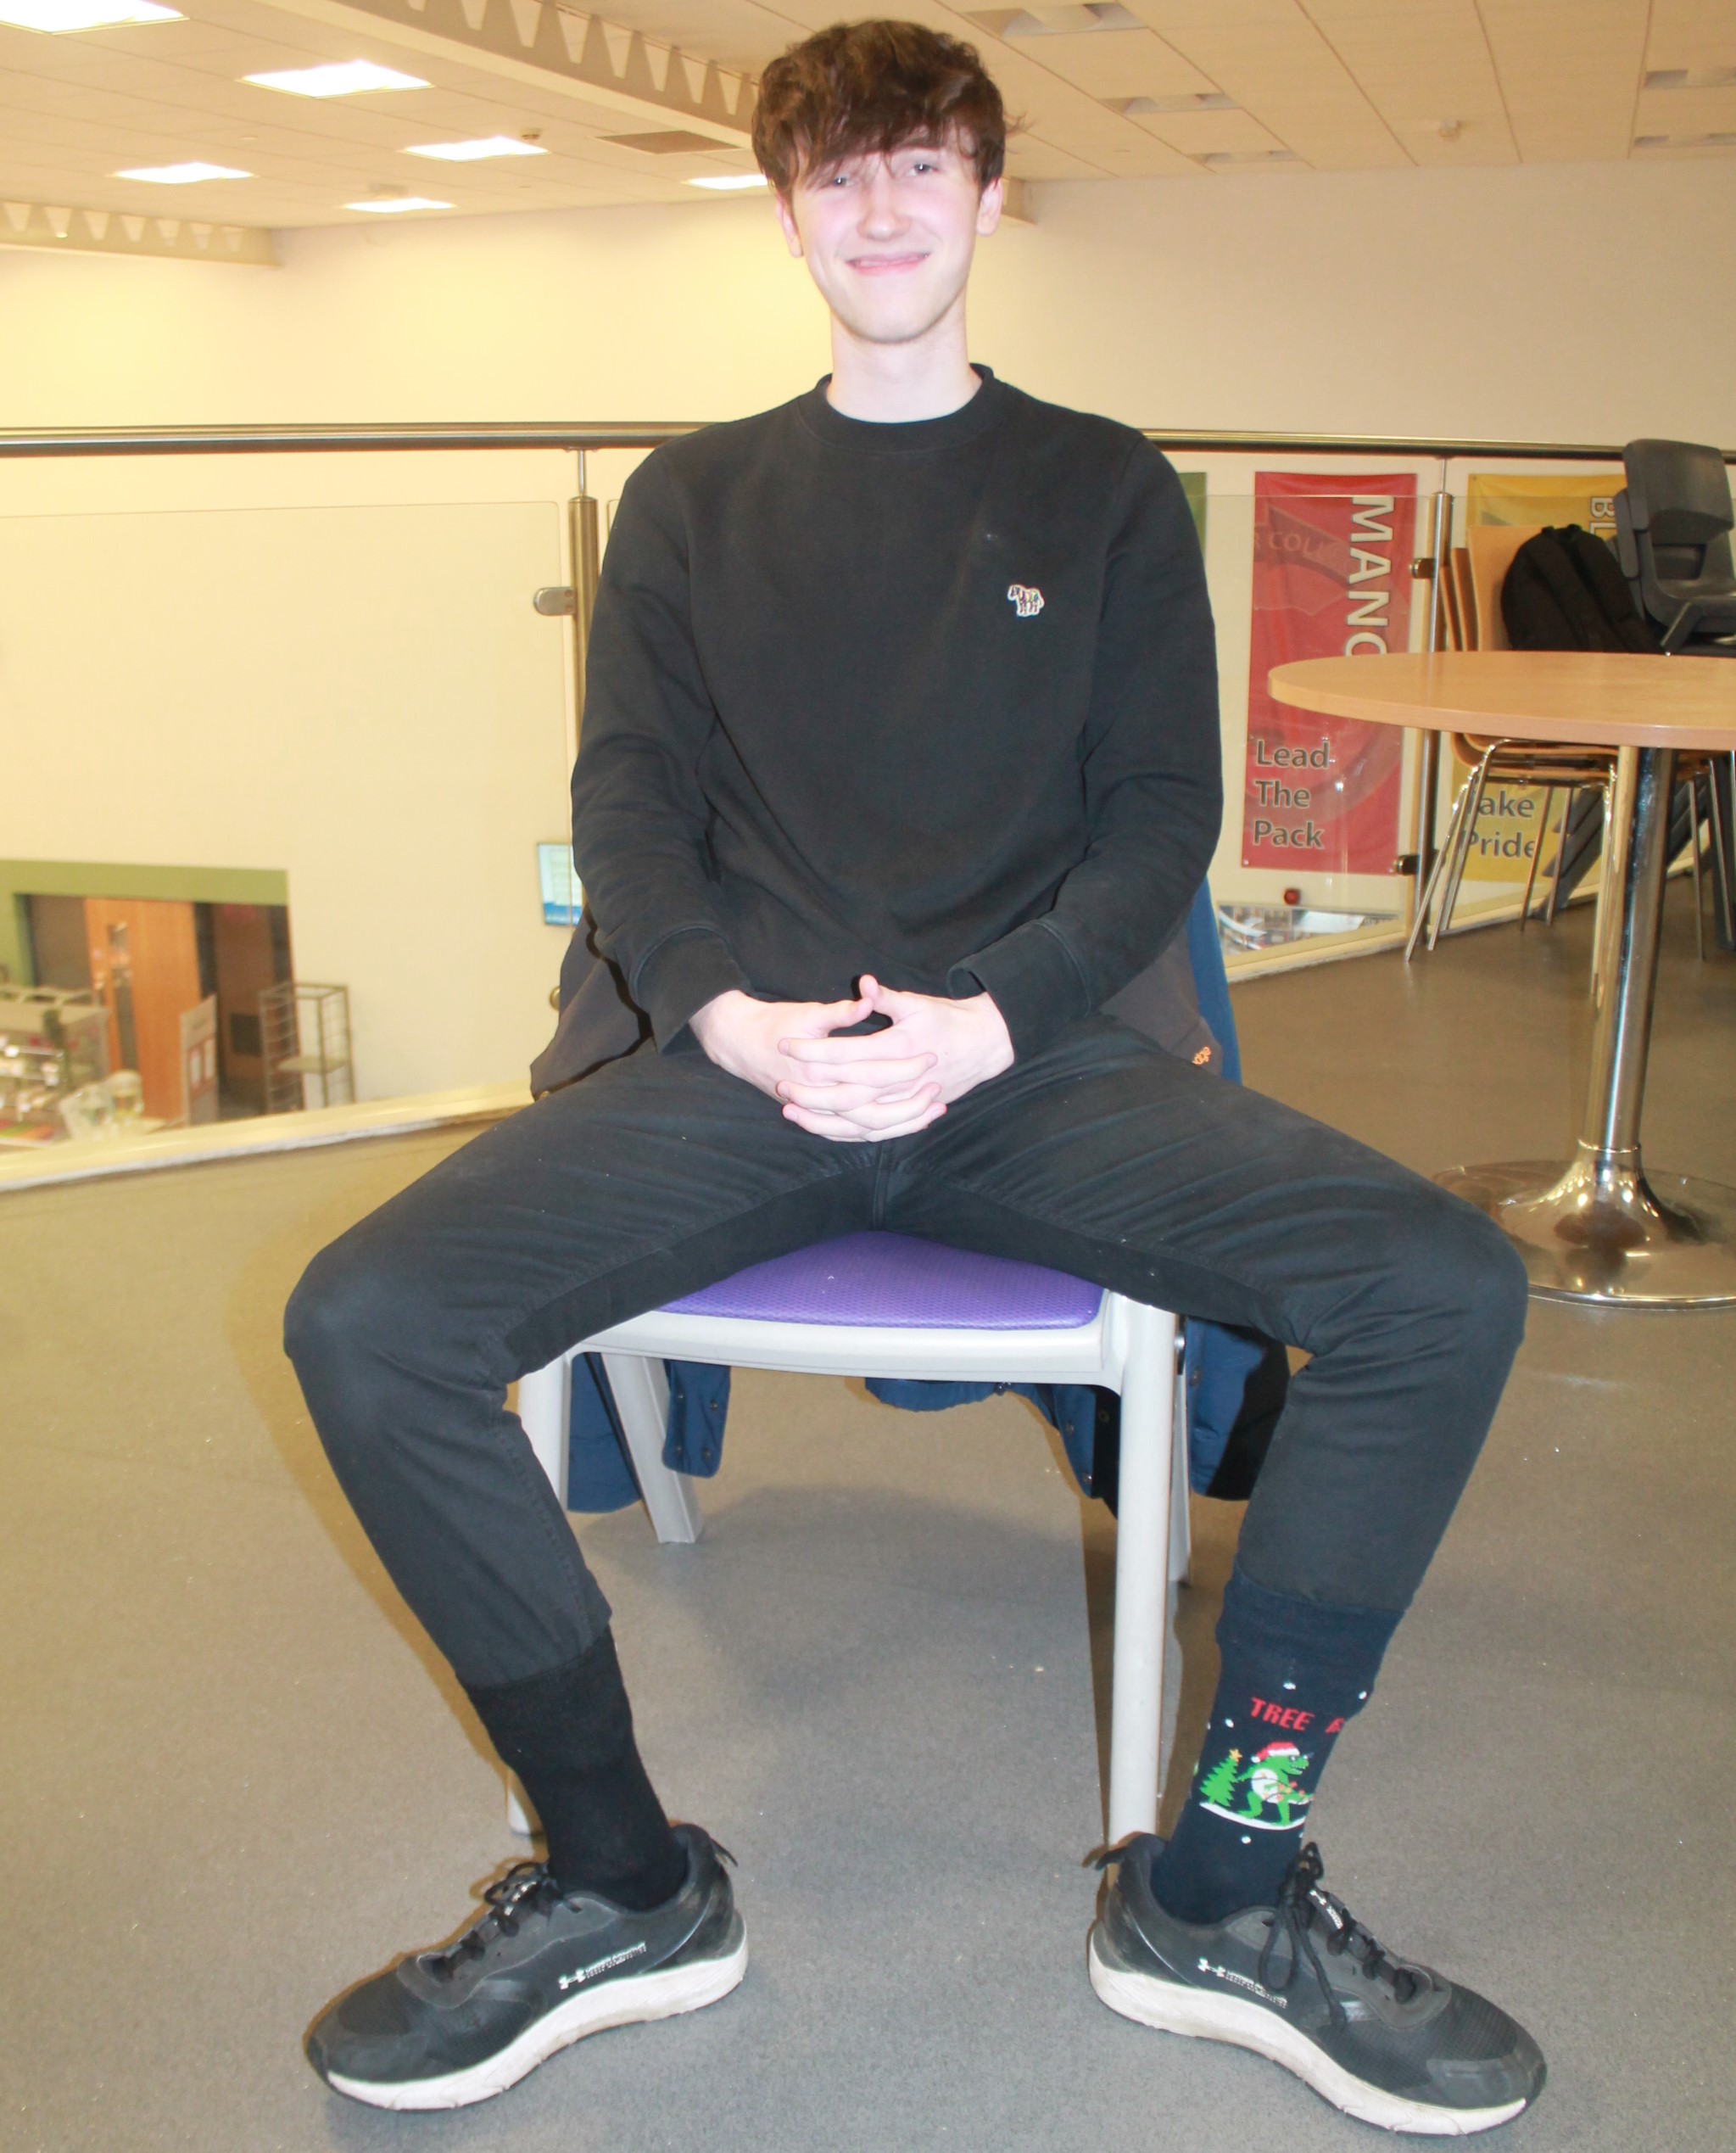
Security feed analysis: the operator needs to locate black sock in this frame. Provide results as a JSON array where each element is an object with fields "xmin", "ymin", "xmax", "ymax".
[
  {"xmin": 1148, "ymin": 1565, "xmax": 1401, "ymax": 1926},
  {"xmin": 466, "ymin": 1630, "xmax": 685, "ymax": 1910}
]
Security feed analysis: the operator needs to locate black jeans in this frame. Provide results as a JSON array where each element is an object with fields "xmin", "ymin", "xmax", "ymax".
[{"xmin": 284, "ymin": 1018, "xmax": 1527, "ymax": 1692}]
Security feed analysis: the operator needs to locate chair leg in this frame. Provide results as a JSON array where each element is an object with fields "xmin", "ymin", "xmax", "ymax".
[
  {"xmin": 1404, "ymin": 771, "xmax": 1471, "ymax": 960},
  {"xmin": 517, "ymin": 1355, "xmax": 572, "ymax": 1507},
  {"xmin": 1708, "ymin": 756, "xmax": 1736, "ymax": 946},
  {"xmin": 596, "ymin": 1351, "xmax": 704, "ymax": 1546},
  {"xmin": 1427, "ymin": 752, "xmax": 1492, "ymax": 950},
  {"xmin": 1168, "ymin": 1346, "xmax": 1191, "ymax": 1588},
  {"xmin": 1519, "ymin": 784, "xmax": 1554, "ymax": 931},
  {"xmin": 1107, "ymin": 1303, "xmax": 1176, "ymax": 1845},
  {"xmin": 1545, "ymin": 786, "xmax": 1575, "ymax": 926}
]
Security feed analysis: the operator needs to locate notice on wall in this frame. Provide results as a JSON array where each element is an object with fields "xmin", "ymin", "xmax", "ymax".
[
  {"xmin": 1241, "ymin": 472, "xmax": 1417, "ymax": 875},
  {"xmin": 1452, "ymin": 473, "xmax": 1622, "ymax": 882},
  {"xmin": 179, "ymin": 993, "xmax": 219, "ymax": 1126}
]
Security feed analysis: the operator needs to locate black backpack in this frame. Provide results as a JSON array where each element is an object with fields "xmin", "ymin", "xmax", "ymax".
[{"xmin": 1500, "ymin": 523, "xmax": 1659, "ymax": 653}]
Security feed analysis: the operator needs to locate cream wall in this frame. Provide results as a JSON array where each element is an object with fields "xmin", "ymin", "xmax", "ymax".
[
  {"xmin": 3, "ymin": 159, "xmax": 1733, "ymax": 441},
  {"xmin": 3, "ymin": 159, "xmax": 1731, "ymax": 1102}
]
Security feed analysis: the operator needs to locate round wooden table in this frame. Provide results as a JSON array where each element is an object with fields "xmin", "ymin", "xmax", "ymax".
[{"xmin": 1270, "ymin": 651, "xmax": 1736, "ymax": 1307}]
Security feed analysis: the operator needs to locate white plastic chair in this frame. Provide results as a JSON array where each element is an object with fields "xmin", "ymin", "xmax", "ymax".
[{"xmin": 515, "ymin": 1233, "xmax": 1187, "ymax": 1845}]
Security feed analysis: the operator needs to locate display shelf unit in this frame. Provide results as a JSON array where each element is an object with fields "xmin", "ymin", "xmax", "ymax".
[{"xmin": 259, "ymin": 981, "xmax": 353, "ymax": 1114}]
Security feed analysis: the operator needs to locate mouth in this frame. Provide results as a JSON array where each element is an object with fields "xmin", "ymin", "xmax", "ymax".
[{"xmin": 846, "ymin": 252, "xmax": 929, "ymax": 277}]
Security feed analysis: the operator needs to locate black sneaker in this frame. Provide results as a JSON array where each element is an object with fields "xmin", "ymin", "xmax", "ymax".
[
  {"xmin": 306, "ymin": 1823, "xmax": 745, "ymax": 2111},
  {"xmin": 1090, "ymin": 1837, "xmax": 1544, "ymax": 2136}
]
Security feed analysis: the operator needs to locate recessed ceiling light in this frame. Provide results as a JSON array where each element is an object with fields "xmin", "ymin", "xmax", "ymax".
[
  {"xmin": 246, "ymin": 60, "xmax": 427, "ymax": 98},
  {"xmin": 405, "ymin": 137, "xmax": 546, "ymax": 162},
  {"xmin": 1114, "ymin": 93, "xmax": 1238, "ymax": 115},
  {"xmin": 115, "ymin": 160, "xmax": 251, "ymax": 184},
  {"xmin": 1644, "ymin": 66, "xmax": 1736, "ymax": 91},
  {"xmin": 968, "ymin": 5, "xmax": 1140, "ymax": 36},
  {"xmin": 687, "ymin": 173, "xmax": 768, "ymax": 191},
  {"xmin": 0, "ymin": 0, "xmax": 180, "ymax": 26},
  {"xmin": 605, "ymin": 129, "xmax": 728, "ymax": 154},
  {"xmin": 345, "ymin": 195, "xmax": 453, "ymax": 213}
]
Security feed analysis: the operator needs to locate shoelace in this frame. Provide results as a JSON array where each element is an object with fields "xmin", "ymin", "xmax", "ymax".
[
  {"xmin": 1254, "ymin": 1843, "xmax": 1421, "ymax": 2029},
  {"xmin": 428, "ymin": 1862, "xmax": 561, "ymax": 1982}
]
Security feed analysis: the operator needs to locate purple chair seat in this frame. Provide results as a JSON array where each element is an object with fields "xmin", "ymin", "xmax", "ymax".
[{"xmin": 662, "ymin": 1231, "xmax": 1102, "ymax": 1331}]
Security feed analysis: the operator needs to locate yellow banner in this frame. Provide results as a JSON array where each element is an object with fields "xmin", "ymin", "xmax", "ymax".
[{"xmin": 1452, "ymin": 473, "xmax": 1621, "ymax": 881}]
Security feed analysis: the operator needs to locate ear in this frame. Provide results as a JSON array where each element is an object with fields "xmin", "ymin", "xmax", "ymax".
[
  {"xmin": 773, "ymin": 189, "xmax": 805, "ymax": 260},
  {"xmin": 975, "ymin": 175, "xmax": 1004, "ymax": 238}
]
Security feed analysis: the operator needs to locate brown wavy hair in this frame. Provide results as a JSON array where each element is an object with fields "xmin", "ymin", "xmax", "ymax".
[{"xmin": 751, "ymin": 20, "xmax": 1009, "ymax": 196}]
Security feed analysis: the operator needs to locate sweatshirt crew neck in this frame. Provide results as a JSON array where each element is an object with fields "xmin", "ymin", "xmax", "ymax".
[
  {"xmin": 795, "ymin": 366, "xmax": 1010, "ymax": 455},
  {"xmin": 572, "ymin": 374, "xmax": 1223, "ymax": 1058}
]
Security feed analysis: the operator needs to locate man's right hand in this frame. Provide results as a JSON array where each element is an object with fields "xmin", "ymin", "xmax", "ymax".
[{"xmin": 688, "ymin": 988, "xmax": 945, "ymax": 1142}]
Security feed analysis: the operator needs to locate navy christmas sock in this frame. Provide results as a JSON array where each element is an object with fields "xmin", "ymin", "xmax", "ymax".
[{"xmin": 1149, "ymin": 1565, "xmax": 1401, "ymax": 1925}]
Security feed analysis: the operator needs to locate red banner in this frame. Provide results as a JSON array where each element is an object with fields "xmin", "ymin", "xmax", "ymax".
[{"xmin": 1242, "ymin": 473, "xmax": 1416, "ymax": 875}]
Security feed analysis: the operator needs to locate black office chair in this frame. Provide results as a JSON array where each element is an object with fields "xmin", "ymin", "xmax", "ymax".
[
  {"xmin": 1614, "ymin": 438, "xmax": 1736, "ymax": 656},
  {"xmin": 1615, "ymin": 439, "xmax": 1736, "ymax": 948}
]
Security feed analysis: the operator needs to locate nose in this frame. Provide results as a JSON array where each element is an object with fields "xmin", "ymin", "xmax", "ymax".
[{"xmin": 858, "ymin": 165, "xmax": 905, "ymax": 238}]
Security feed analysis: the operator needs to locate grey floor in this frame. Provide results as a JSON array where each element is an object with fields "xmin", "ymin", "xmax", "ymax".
[{"xmin": 5, "ymin": 892, "xmax": 1734, "ymax": 2152}]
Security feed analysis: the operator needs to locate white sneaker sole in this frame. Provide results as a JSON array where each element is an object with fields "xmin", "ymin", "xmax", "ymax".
[
  {"xmin": 326, "ymin": 1932, "xmax": 748, "ymax": 2111},
  {"xmin": 1088, "ymin": 1930, "xmax": 1527, "ymax": 2138}
]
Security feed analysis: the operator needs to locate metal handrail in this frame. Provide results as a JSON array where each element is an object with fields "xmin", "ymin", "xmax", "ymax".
[
  {"xmin": 0, "ymin": 422, "xmax": 1729, "ymax": 462},
  {"xmin": 0, "ymin": 423, "xmax": 699, "ymax": 458}
]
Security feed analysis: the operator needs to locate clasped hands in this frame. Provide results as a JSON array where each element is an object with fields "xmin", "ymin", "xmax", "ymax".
[{"xmin": 689, "ymin": 975, "xmax": 1013, "ymax": 1142}]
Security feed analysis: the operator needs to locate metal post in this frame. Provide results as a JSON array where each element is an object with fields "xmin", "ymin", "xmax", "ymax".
[
  {"xmin": 570, "ymin": 488, "xmax": 602, "ymax": 742},
  {"xmin": 1437, "ymin": 739, "xmax": 1736, "ymax": 1303},
  {"xmin": 1580, "ymin": 745, "xmax": 1672, "ymax": 1163},
  {"xmin": 1406, "ymin": 481, "xmax": 1453, "ymax": 937}
]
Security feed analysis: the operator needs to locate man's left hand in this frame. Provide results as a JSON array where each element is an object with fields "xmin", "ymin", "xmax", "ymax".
[{"xmin": 775, "ymin": 975, "xmax": 1013, "ymax": 1140}]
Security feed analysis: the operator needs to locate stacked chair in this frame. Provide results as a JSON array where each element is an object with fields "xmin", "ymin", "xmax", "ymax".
[{"xmin": 1616, "ymin": 439, "xmax": 1736, "ymax": 947}]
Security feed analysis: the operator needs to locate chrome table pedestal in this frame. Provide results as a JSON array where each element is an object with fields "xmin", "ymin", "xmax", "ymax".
[{"xmin": 1438, "ymin": 743, "xmax": 1736, "ymax": 1306}]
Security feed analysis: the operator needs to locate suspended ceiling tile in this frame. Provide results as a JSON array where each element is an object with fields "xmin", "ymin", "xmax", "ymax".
[
  {"xmin": 1114, "ymin": 7, "xmax": 1410, "ymax": 167},
  {"xmin": 1645, "ymin": 0, "xmax": 1736, "ymax": 71},
  {"xmin": 1477, "ymin": 0, "xmax": 1650, "ymax": 159},
  {"xmin": 1300, "ymin": 1, "xmax": 1519, "ymax": 165},
  {"xmin": 981, "ymin": 25, "xmax": 1217, "ymax": 101},
  {"xmin": 1130, "ymin": 104, "xmax": 1284, "ymax": 156},
  {"xmin": 1634, "ymin": 81, "xmax": 1736, "ymax": 130}
]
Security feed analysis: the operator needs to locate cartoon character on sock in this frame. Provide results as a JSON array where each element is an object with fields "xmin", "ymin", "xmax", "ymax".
[{"xmin": 1197, "ymin": 1741, "xmax": 1313, "ymax": 1829}]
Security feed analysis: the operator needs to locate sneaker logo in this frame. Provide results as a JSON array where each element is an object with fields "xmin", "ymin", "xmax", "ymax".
[
  {"xmin": 1006, "ymin": 583, "xmax": 1044, "ymax": 618},
  {"xmin": 556, "ymin": 1940, "xmax": 648, "ymax": 1991},
  {"xmin": 1197, "ymin": 1741, "xmax": 1313, "ymax": 1830},
  {"xmin": 1197, "ymin": 1955, "xmax": 1289, "ymax": 2010}
]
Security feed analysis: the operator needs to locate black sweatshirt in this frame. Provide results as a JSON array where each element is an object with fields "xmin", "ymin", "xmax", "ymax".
[{"xmin": 572, "ymin": 369, "xmax": 1222, "ymax": 1062}]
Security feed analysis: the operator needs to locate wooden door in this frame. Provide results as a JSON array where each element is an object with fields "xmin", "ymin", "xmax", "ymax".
[
  {"xmin": 209, "ymin": 903, "xmax": 287, "ymax": 1111},
  {"xmin": 83, "ymin": 898, "xmax": 204, "ymax": 1121}
]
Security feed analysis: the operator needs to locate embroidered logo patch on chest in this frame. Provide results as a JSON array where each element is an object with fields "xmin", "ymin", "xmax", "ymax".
[{"xmin": 1006, "ymin": 583, "xmax": 1045, "ymax": 618}]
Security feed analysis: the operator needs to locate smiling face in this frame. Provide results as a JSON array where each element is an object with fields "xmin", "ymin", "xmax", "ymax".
[{"xmin": 774, "ymin": 135, "xmax": 1003, "ymax": 350}]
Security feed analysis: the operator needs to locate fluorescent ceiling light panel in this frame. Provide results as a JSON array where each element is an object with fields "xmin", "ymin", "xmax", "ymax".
[
  {"xmin": 405, "ymin": 137, "xmax": 545, "ymax": 161},
  {"xmin": 0, "ymin": 0, "xmax": 181, "ymax": 26},
  {"xmin": 246, "ymin": 60, "xmax": 427, "ymax": 98},
  {"xmin": 115, "ymin": 160, "xmax": 250, "ymax": 183},
  {"xmin": 687, "ymin": 173, "xmax": 768, "ymax": 190},
  {"xmin": 346, "ymin": 194, "xmax": 452, "ymax": 212}
]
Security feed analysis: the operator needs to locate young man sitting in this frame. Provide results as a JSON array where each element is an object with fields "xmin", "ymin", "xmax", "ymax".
[{"xmin": 286, "ymin": 20, "xmax": 1544, "ymax": 2133}]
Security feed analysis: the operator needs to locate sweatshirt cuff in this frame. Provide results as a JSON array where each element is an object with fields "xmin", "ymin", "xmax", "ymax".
[
  {"xmin": 948, "ymin": 919, "xmax": 1091, "ymax": 1061},
  {"xmin": 634, "ymin": 928, "xmax": 752, "ymax": 1051}
]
